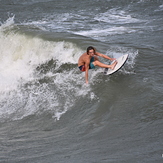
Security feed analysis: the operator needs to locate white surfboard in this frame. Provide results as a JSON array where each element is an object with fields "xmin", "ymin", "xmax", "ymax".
[{"xmin": 104, "ymin": 54, "xmax": 128, "ymax": 75}]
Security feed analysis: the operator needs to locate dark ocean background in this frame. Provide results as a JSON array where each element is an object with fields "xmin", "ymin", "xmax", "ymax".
[{"xmin": 0, "ymin": 0, "xmax": 163, "ymax": 162}]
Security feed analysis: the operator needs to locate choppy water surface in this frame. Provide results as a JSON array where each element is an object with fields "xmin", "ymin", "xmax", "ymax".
[{"xmin": 0, "ymin": 0, "xmax": 163, "ymax": 162}]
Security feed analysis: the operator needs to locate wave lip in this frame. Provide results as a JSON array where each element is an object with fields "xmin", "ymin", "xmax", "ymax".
[
  {"xmin": 0, "ymin": 17, "xmax": 81, "ymax": 92},
  {"xmin": 0, "ymin": 17, "xmax": 83, "ymax": 122},
  {"xmin": 0, "ymin": 15, "xmax": 15, "ymax": 31}
]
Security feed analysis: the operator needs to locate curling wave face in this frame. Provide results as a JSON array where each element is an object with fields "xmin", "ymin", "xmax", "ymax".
[{"xmin": 0, "ymin": 18, "xmax": 138, "ymax": 122}]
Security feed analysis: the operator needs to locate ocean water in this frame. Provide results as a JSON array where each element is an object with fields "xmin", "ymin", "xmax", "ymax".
[{"xmin": 0, "ymin": 0, "xmax": 163, "ymax": 162}]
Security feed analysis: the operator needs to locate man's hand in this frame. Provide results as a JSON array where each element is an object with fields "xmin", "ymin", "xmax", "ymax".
[{"xmin": 110, "ymin": 58, "xmax": 116, "ymax": 61}]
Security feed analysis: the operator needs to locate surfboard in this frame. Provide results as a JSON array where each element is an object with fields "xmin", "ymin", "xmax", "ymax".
[{"xmin": 104, "ymin": 54, "xmax": 128, "ymax": 75}]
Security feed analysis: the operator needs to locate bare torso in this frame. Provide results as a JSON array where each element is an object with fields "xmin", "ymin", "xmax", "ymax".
[{"xmin": 78, "ymin": 52, "xmax": 91, "ymax": 67}]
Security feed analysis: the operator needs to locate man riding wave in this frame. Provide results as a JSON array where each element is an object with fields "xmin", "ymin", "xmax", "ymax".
[{"xmin": 78, "ymin": 46, "xmax": 117, "ymax": 84}]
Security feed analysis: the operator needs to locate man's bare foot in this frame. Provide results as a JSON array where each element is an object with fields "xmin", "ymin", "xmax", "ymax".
[{"xmin": 110, "ymin": 61, "xmax": 117, "ymax": 70}]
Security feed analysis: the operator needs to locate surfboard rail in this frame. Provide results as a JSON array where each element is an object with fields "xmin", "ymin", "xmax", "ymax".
[{"xmin": 104, "ymin": 54, "xmax": 128, "ymax": 75}]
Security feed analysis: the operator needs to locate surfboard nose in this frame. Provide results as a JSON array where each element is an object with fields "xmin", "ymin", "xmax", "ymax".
[{"xmin": 104, "ymin": 54, "xmax": 128, "ymax": 75}]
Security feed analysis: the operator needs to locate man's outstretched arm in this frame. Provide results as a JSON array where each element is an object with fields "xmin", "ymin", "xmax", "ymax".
[{"xmin": 96, "ymin": 52, "xmax": 115, "ymax": 61}]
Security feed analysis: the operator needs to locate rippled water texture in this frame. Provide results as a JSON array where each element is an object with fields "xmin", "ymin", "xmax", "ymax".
[{"xmin": 0, "ymin": 0, "xmax": 162, "ymax": 162}]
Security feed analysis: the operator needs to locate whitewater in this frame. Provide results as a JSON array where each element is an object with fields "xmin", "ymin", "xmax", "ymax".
[{"xmin": 0, "ymin": 0, "xmax": 162, "ymax": 162}]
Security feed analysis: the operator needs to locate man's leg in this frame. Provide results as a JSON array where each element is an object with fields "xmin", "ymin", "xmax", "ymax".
[{"xmin": 93, "ymin": 60, "xmax": 117, "ymax": 70}]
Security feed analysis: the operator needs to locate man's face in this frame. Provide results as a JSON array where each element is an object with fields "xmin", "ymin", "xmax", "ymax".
[{"xmin": 88, "ymin": 49, "xmax": 95, "ymax": 56}]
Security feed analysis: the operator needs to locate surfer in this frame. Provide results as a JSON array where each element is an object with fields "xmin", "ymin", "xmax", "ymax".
[{"xmin": 78, "ymin": 46, "xmax": 117, "ymax": 84}]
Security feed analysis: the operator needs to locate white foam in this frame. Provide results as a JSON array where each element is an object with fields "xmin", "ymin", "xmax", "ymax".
[
  {"xmin": 0, "ymin": 15, "xmax": 15, "ymax": 30},
  {"xmin": 22, "ymin": 13, "xmax": 74, "ymax": 32},
  {"xmin": 74, "ymin": 8, "xmax": 142, "ymax": 40},
  {"xmin": 75, "ymin": 26, "xmax": 136, "ymax": 39},
  {"xmin": 155, "ymin": 4, "xmax": 163, "ymax": 12},
  {"xmin": 106, "ymin": 47, "xmax": 138, "ymax": 74},
  {"xmin": 95, "ymin": 8, "xmax": 141, "ymax": 24},
  {"xmin": 159, "ymin": 4, "xmax": 163, "ymax": 8},
  {"xmin": 0, "ymin": 18, "xmax": 92, "ymax": 122},
  {"xmin": 0, "ymin": 21, "xmax": 82, "ymax": 92}
]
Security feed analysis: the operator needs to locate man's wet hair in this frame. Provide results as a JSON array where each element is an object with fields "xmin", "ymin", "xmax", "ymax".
[{"xmin": 87, "ymin": 46, "xmax": 96, "ymax": 55}]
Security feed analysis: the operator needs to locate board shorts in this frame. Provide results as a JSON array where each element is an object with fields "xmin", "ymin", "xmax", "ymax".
[
  {"xmin": 78, "ymin": 65, "xmax": 86, "ymax": 72},
  {"xmin": 78, "ymin": 57, "xmax": 95, "ymax": 72},
  {"xmin": 90, "ymin": 57, "xmax": 95, "ymax": 69}
]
